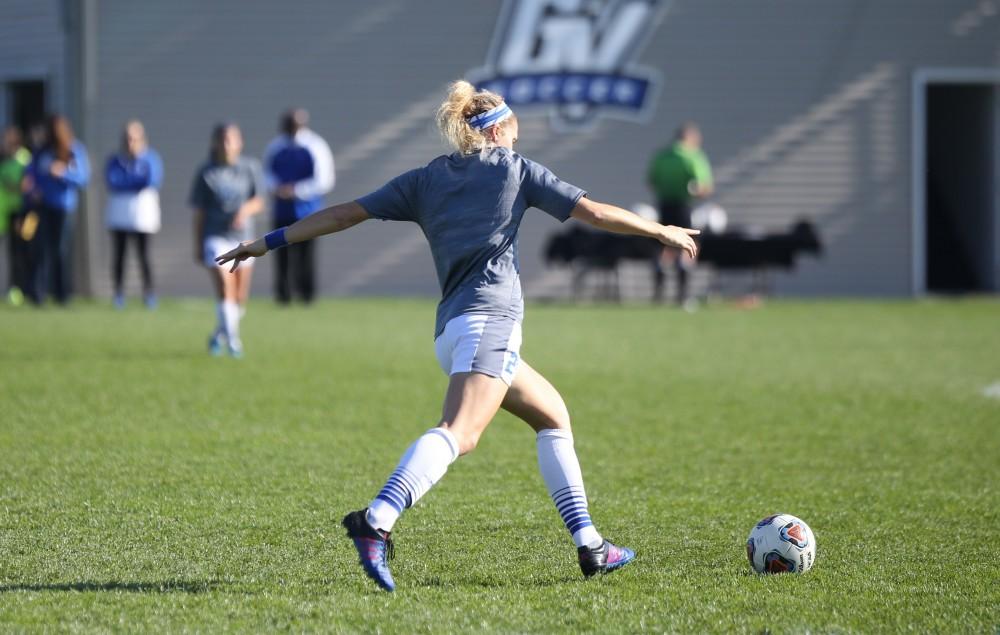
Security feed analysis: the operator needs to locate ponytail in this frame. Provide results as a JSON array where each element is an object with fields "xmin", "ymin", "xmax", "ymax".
[{"xmin": 436, "ymin": 80, "xmax": 511, "ymax": 154}]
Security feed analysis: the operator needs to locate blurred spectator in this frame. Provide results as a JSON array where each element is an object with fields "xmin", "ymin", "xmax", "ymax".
[
  {"xmin": 25, "ymin": 115, "xmax": 90, "ymax": 305},
  {"xmin": 647, "ymin": 122, "xmax": 713, "ymax": 307},
  {"xmin": 17, "ymin": 123, "xmax": 47, "ymax": 304},
  {"xmin": 190, "ymin": 122, "xmax": 265, "ymax": 357},
  {"xmin": 263, "ymin": 108, "xmax": 334, "ymax": 305},
  {"xmin": 26, "ymin": 123, "xmax": 46, "ymax": 152},
  {"xmin": 105, "ymin": 119, "xmax": 163, "ymax": 309},
  {"xmin": 0, "ymin": 126, "xmax": 32, "ymax": 306}
]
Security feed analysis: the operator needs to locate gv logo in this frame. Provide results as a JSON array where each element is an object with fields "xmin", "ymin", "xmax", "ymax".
[{"xmin": 468, "ymin": 0, "xmax": 670, "ymax": 130}]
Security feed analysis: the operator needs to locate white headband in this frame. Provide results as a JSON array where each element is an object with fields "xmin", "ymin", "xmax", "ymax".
[{"xmin": 467, "ymin": 103, "xmax": 513, "ymax": 130}]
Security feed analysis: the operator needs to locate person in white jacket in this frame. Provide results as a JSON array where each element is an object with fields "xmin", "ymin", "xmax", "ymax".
[
  {"xmin": 262, "ymin": 109, "xmax": 334, "ymax": 304},
  {"xmin": 105, "ymin": 120, "xmax": 163, "ymax": 309}
]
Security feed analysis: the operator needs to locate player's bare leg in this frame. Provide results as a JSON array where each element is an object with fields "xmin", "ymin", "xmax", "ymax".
[
  {"xmin": 501, "ymin": 361, "xmax": 571, "ymax": 433},
  {"xmin": 439, "ymin": 371, "xmax": 509, "ymax": 454},
  {"xmin": 235, "ymin": 263, "xmax": 252, "ymax": 309},
  {"xmin": 503, "ymin": 361, "xmax": 635, "ymax": 576}
]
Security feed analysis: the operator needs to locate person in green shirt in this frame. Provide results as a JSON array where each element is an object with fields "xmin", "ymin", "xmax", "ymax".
[
  {"xmin": 647, "ymin": 122, "xmax": 713, "ymax": 306},
  {"xmin": 0, "ymin": 126, "xmax": 32, "ymax": 305}
]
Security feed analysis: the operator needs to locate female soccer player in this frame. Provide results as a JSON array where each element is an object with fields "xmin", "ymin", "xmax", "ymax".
[
  {"xmin": 190, "ymin": 123, "xmax": 265, "ymax": 357},
  {"xmin": 217, "ymin": 81, "xmax": 699, "ymax": 591}
]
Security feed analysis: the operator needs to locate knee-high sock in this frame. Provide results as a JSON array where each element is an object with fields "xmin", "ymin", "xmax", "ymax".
[
  {"xmin": 536, "ymin": 429, "xmax": 603, "ymax": 548},
  {"xmin": 366, "ymin": 427, "xmax": 460, "ymax": 532},
  {"xmin": 222, "ymin": 300, "xmax": 240, "ymax": 343}
]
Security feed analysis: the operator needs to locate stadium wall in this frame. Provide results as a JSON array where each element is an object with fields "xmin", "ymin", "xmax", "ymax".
[
  {"xmin": 2, "ymin": 1, "xmax": 998, "ymax": 299},
  {"xmin": 0, "ymin": 0, "xmax": 66, "ymax": 119}
]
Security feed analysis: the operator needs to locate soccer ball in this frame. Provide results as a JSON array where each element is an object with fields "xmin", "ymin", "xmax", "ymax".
[{"xmin": 746, "ymin": 514, "xmax": 816, "ymax": 574}]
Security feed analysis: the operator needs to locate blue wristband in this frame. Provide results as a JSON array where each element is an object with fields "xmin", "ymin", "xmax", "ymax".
[{"xmin": 264, "ymin": 228, "xmax": 288, "ymax": 251}]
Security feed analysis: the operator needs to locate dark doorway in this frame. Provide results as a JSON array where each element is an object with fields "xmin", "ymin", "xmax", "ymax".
[
  {"xmin": 925, "ymin": 84, "xmax": 995, "ymax": 292},
  {"xmin": 6, "ymin": 80, "xmax": 47, "ymax": 137}
]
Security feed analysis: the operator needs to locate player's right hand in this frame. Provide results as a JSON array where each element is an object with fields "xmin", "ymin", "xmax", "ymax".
[
  {"xmin": 215, "ymin": 239, "xmax": 267, "ymax": 273},
  {"xmin": 660, "ymin": 226, "xmax": 700, "ymax": 259}
]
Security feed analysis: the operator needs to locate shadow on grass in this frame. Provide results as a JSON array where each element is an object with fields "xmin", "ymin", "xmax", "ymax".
[
  {"xmin": 0, "ymin": 350, "xmax": 201, "ymax": 363},
  {"xmin": 0, "ymin": 580, "xmax": 222, "ymax": 594},
  {"xmin": 417, "ymin": 574, "xmax": 580, "ymax": 589}
]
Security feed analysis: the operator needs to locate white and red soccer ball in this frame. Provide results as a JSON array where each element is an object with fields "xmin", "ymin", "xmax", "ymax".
[{"xmin": 747, "ymin": 514, "xmax": 816, "ymax": 574}]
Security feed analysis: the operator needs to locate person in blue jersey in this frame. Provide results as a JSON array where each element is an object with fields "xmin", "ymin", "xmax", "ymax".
[
  {"xmin": 190, "ymin": 123, "xmax": 265, "ymax": 358},
  {"xmin": 217, "ymin": 81, "xmax": 699, "ymax": 591},
  {"xmin": 24, "ymin": 115, "xmax": 90, "ymax": 305},
  {"xmin": 105, "ymin": 120, "xmax": 164, "ymax": 309},
  {"xmin": 263, "ymin": 109, "xmax": 335, "ymax": 305}
]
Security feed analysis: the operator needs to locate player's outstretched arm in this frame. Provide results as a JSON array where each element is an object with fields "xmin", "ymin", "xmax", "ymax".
[
  {"xmin": 215, "ymin": 201, "xmax": 370, "ymax": 272},
  {"xmin": 570, "ymin": 197, "xmax": 700, "ymax": 259}
]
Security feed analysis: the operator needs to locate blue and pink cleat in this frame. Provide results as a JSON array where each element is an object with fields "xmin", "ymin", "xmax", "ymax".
[
  {"xmin": 578, "ymin": 540, "xmax": 636, "ymax": 577},
  {"xmin": 342, "ymin": 509, "xmax": 396, "ymax": 592}
]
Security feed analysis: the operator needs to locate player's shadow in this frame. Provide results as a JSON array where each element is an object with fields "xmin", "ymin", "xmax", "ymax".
[
  {"xmin": 0, "ymin": 580, "xmax": 222, "ymax": 594},
  {"xmin": 418, "ymin": 574, "xmax": 580, "ymax": 589}
]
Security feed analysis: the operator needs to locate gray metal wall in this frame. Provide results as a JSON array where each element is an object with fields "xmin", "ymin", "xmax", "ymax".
[
  {"xmin": 4, "ymin": 1, "xmax": 999, "ymax": 298},
  {"xmin": 0, "ymin": 0, "xmax": 66, "ymax": 126}
]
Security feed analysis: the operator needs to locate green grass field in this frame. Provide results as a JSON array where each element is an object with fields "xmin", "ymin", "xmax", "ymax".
[{"xmin": 1, "ymin": 298, "xmax": 998, "ymax": 633}]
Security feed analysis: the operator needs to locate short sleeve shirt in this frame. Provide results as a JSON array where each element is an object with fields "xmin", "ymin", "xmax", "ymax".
[
  {"xmin": 357, "ymin": 148, "xmax": 585, "ymax": 337},
  {"xmin": 189, "ymin": 157, "xmax": 265, "ymax": 242},
  {"xmin": 647, "ymin": 142, "xmax": 713, "ymax": 206}
]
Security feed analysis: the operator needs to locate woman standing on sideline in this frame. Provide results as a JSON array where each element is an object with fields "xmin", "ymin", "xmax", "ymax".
[
  {"xmin": 217, "ymin": 81, "xmax": 699, "ymax": 591},
  {"xmin": 25, "ymin": 115, "xmax": 89, "ymax": 305},
  {"xmin": 190, "ymin": 123, "xmax": 265, "ymax": 357},
  {"xmin": 105, "ymin": 120, "xmax": 163, "ymax": 309}
]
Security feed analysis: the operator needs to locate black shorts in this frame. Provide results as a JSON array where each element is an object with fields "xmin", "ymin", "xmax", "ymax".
[{"xmin": 657, "ymin": 201, "xmax": 691, "ymax": 228}]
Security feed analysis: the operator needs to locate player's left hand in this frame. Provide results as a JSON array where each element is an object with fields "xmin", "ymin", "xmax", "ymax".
[
  {"xmin": 216, "ymin": 239, "xmax": 266, "ymax": 273},
  {"xmin": 660, "ymin": 225, "xmax": 700, "ymax": 259}
]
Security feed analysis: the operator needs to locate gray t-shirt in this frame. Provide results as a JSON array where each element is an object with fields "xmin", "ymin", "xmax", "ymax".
[
  {"xmin": 357, "ymin": 148, "xmax": 585, "ymax": 337},
  {"xmin": 189, "ymin": 157, "xmax": 265, "ymax": 242}
]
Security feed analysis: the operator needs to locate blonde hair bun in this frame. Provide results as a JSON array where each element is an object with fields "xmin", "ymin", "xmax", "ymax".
[{"xmin": 436, "ymin": 80, "xmax": 509, "ymax": 154}]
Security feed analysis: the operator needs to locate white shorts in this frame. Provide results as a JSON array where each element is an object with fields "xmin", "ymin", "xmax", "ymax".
[
  {"xmin": 434, "ymin": 314, "xmax": 522, "ymax": 386},
  {"xmin": 203, "ymin": 236, "xmax": 252, "ymax": 269}
]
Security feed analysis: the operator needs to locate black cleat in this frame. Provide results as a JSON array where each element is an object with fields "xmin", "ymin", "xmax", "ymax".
[{"xmin": 578, "ymin": 540, "xmax": 636, "ymax": 577}]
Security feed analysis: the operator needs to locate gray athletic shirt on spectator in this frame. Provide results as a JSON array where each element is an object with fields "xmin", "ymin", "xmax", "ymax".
[
  {"xmin": 189, "ymin": 157, "xmax": 265, "ymax": 242},
  {"xmin": 357, "ymin": 147, "xmax": 586, "ymax": 337}
]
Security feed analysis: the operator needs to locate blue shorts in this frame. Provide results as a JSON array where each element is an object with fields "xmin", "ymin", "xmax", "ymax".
[{"xmin": 434, "ymin": 314, "xmax": 522, "ymax": 385}]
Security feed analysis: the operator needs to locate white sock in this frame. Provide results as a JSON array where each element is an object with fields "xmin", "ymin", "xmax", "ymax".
[
  {"xmin": 239, "ymin": 304, "xmax": 247, "ymax": 319},
  {"xmin": 536, "ymin": 428, "xmax": 603, "ymax": 549},
  {"xmin": 222, "ymin": 300, "xmax": 240, "ymax": 345},
  {"xmin": 366, "ymin": 427, "xmax": 460, "ymax": 532}
]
